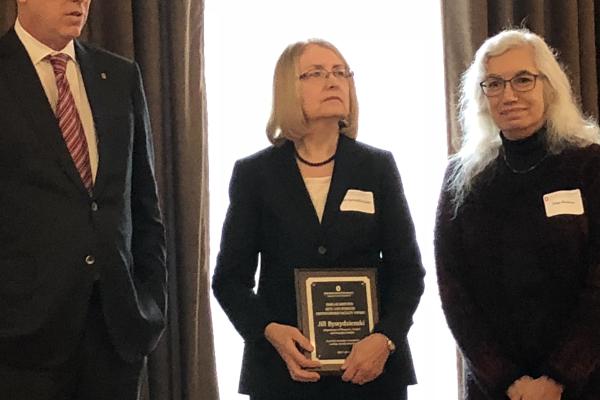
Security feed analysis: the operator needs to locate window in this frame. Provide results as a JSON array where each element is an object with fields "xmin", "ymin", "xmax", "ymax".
[{"xmin": 206, "ymin": 2, "xmax": 456, "ymax": 398}]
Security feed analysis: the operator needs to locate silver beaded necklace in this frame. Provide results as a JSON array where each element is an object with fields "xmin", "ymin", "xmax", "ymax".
[{"xmin": 501, "ymin": 147, "xmax": 549, "ymax": 174}]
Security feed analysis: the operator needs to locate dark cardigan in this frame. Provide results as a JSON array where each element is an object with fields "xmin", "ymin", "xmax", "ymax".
[{"xmin": 435, "ymin": 130, "xmax": 600, "ymax": 400}]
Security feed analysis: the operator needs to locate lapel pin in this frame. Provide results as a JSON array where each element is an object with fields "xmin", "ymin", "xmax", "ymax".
[{"xmin": 100, "ymin": 72, "xmax": 107, "ymax": 80}]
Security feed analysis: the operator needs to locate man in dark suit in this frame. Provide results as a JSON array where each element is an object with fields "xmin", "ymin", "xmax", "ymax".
[{"xmin": 0, "ymin": 1, "xmax": 167, "ymax": 399}]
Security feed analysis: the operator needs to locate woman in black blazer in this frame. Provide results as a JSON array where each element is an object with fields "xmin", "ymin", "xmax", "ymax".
[{"xmin": 212, "ymin": 39, "xmax": 425, "ymax": 400}]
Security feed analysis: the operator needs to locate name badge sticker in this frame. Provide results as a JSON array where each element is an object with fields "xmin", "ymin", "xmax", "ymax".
[
  {"xmin": 340, "ymin": 189, "xmax": 375, "ymax": 214},
  {"xmin": 543, "ymin": 189, "xmax": 584, "ymax": 217}
]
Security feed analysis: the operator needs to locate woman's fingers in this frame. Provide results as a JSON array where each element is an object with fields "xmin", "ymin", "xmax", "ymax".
[{"xmin": 265, "ymin": 322, "xmax": 321, "ymax": 382}]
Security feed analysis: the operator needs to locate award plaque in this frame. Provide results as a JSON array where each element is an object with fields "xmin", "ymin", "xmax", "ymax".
[{"xmin": 294, "ymin": 268, "xmax": 378, "ymax": 374}]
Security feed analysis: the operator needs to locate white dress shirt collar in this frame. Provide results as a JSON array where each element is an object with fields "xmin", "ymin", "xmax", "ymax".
[{"xmin": 14, "ymin": 17, "xmax": 78, "ymax": 67}]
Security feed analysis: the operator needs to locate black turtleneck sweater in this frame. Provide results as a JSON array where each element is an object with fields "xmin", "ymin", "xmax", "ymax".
[
  {"xmin": 435, "ymin": 129, "xmax": 600, "ymax": 400},
  {"xmin": 500, "ymin": 128, "xmax": 548, "ymax": 172}
]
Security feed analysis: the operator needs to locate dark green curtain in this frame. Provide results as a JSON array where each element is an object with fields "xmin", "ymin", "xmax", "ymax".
[
  {"xmin": 0, "ymin": 2, "xmax": 218, "ymax": 399},
  {"xmin": 442, "ymin": 1, "xmax": 600, "ymax": 398}
]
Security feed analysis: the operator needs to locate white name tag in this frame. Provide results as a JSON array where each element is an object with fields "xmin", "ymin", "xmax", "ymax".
[
  {"xmin": 543, "ymin": 189, "xmax": 584, "ymax": 217},
  {"xmin": 340, "ymin": 189, "xmax": 375, "ymax": 214}
]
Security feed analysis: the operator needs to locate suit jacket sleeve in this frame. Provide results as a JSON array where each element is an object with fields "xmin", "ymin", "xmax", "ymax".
[
  {"xmin": 372, "ymin": 151, "xmax": 425, "ymax": 347},
  {"xmin": 435, "ymin": 163, "xmax": 523, "ymax": 398},
  {"xmin": 212, "ymin": 159, "xmax": 273, "ymax": 342},
  {"xmin": 130, "ymin": 62, "xmax": 167, "ymax": 322},
  {"xmin": 542, "ymin": 151, "xmax": 600, "ymax": 395}
]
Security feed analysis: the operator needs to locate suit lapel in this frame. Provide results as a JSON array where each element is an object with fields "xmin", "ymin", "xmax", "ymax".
[
  {"xmin": 272, "ymin": 135, "xmax": 362, "ymax": 233},
  {"xmin": 75, "ymin": 41, "xmax": 110, "ymax": 197},
  {"xmin": 273, "ymin": 141, "xmax": 322, "ymax": 232},
  {"xmin": 0, "ymin": 29, "xmax": 87, "ymax": 193},
  {"xmin": 320, "ymin": 135, "xmax": 359, "ymax": 230}
]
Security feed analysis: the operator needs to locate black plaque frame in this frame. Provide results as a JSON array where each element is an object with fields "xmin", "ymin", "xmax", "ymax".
[{"xmin": 294, "ymin": 268, "xmax": 379, "ymax": 373}]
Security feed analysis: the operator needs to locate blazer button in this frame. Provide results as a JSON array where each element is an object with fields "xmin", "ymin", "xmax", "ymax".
[
  {"xmin": 85, "ymin": 255, "xmax": 96, "ymax": 265},
  {"xmin": 317, "ymin": 245, "xmax": 327, "ymax": 255},
  {"xmin": 91, "ymin": 201, "xmax": 99, "ymax": 211}
]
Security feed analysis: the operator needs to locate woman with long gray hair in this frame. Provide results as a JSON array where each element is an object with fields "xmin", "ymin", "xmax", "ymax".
[{"xmin": 435, "ymin": 29, "xmax": 600, "ymax": 400}]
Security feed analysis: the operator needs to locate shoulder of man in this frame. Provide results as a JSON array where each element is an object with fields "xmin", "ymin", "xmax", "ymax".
[
  {"xmin": 0, "ymin": 28, "xmax": 23, "ymax": 57},
  {"xmin": 75, "ymin": 40, "xmax": 136, "ymax": 70}
]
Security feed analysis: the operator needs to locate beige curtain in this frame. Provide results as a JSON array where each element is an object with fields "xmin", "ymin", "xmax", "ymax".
[
  {"xmin": 443, "ymin": 0, "xmax": 600, "ymax": 153},
  {"xmin": 0, "ymin": 2, "xmax": 218, "ymax": 399},
  {"xmin": 442, "ymin": 1, "xmax": 600, "ymax": 398}
]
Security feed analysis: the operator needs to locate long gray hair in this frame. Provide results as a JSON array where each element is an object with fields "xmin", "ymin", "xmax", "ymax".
[{"xmin": 449, "ymin": 29, "xmax": 599, "ymax": 209}]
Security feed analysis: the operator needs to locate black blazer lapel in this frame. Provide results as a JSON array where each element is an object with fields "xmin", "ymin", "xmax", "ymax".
[
  {"xmin": 321, "ymin": 135, "xmax": 361, "ymax": 230},
  {"xmin": 75, "ymin": 41, "xmax": 111, "ymax": 197},
  {"xmin": 273, "ymin": 141, "xmax": 322, "ymax": 232},
  {"xmin": 271, "ymin": 136, "xmax": 364, "ymax": 232},
  {"xmin": 0, "ymin": 29, "xmax": 87, "ymax": 193}
]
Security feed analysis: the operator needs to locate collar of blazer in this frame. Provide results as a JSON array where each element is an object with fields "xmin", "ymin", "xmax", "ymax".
[{"xmin": 273, "ymin": 134, "xmax": 368, "ymax": 230}]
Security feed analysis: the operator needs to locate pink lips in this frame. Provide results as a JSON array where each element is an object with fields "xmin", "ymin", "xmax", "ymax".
[
  {"xmin": 500, "ymin": 108, "xmax": 526, "ymax": 115},
  {"xmin": 323, "ymin": 96, "xmax": 342, "ymax": 102}
]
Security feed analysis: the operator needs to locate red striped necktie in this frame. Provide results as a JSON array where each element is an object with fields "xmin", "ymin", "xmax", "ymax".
[{"xmin": 46, "ymin": 53, "xmax": 93, "ymax": 193}]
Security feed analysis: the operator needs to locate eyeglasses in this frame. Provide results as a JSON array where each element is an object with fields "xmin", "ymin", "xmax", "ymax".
[
  {"xmin": 298, "ymin": 68, "xmax": 354, "ymax": 81},
  {"xmin": 479, "ymin": 72, "xmax": 541, "ymax": 97}
]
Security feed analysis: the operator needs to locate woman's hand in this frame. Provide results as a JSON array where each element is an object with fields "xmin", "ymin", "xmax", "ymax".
[
  {"xmin": 507, "ymin": 375, "xmax": 534, "ymax": 400},
  {"xmin": 264, "ymin": 322, "xmax": 321, "ymax": 382},
  {"xmin": 507, "ymin": 375, "xmax": 563, "ymax": 400},
  {"xmin": 522, "ymin": 376, "xmax": 563, "ymax": 400},
  {"xmin": 341, "ymin": 333, "xmax": 390, "ymax": 385}
]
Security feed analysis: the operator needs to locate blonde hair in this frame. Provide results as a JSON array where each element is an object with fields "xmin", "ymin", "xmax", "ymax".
[
  {"xmin": 450, "ymin": 28, "xmax": 600, "ymax": 208},
  {"xmin": 266, "ymin": 39, "xmax": 359, "ymax": 145}
]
